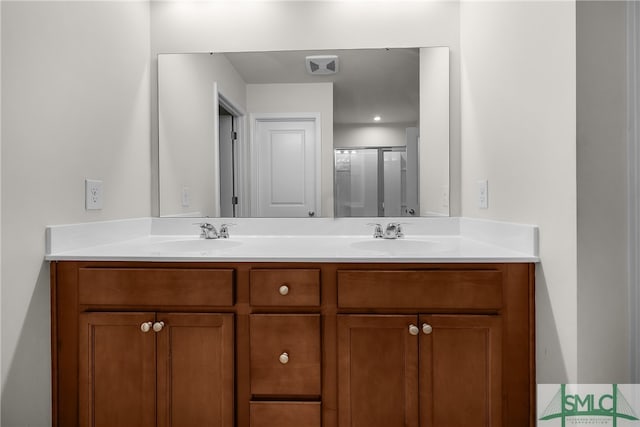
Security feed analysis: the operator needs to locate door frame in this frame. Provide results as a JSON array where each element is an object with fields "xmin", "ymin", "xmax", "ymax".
[
  {"xmin": 628, "ymin": 0, "xmax": 640, "ymax": 382},
  {"xmin": 249, "ymin": 112, "xmax": 322, "ymax": 217},
  {"xmin": 215, "ymin": 85, "xmax": 247, "ymax": 217}
]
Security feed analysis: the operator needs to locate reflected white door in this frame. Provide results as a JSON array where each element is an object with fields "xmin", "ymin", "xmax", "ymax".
[{"xmin": 253, "ymin": 116, "xmax": 320, "ymax": 217}]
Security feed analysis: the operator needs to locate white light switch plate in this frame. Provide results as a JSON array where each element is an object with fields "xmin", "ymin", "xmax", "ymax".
[
  {"xmin": 181, "ymin": 185, "xmax": 190, "ymax": 207},
  {"xmin": 85, "ymin": 179, "xmax": 103, "ymax": 210},
  {"xmin": 441, "ymin": 186, "xmax": 449, "ymax": 208},
  {"xmin": 477, "ymin": 180, "xmax": 488, "ymax": 209}
]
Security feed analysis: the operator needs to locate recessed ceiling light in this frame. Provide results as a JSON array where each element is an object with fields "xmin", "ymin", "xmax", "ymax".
[{"xmin": 373, "ymin": 116, "xmax": 381, "ymax": 122}]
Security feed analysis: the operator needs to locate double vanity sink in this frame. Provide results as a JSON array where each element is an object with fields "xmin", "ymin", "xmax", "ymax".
[
  {"xmin": 46, "ymin": 217, "xmax": 538, "ymax": 427},
  {"xmin": 46, "ymin": 216, "xmax": 538, "ymax": 262},
  {"xmin": 134, "ymin": 235, "xmax": 444, "ymax": 258}
]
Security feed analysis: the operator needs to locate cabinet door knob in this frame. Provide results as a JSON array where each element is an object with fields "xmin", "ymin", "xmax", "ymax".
[
  {"xmin": 153, "ymin": 321, "xmax": 165, "ymax": 333},
  {"xmin": 422, "ymin": 323, "xmax": 433, "ymax": 335},
  {"xmin": 140, "ymin": 322, "xmax": 153, "ymax": 333},
  {"xmin": 279, "ymin": 285, "xmax": 289, "ymax": 296},
  {"xmin": 409, "ymin": 324, "xmax": 419, "ymax": 336},
  {"xmin": 279, "ymin": 352, "xmax": 289, "ymax": 364}
]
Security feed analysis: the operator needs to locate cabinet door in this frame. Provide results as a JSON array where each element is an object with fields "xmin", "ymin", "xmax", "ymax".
[
  {"xmin": 419, "ymin": 315, "xmax": 502, "ymax": 427},
  {"xmin": 79, "ymin": 312, "xmax": 156, "ymax": 427},
  {"xmin": 156, "ymin": 313, "xmax": 234, "ymax": 427},
  {"xmin": 337, "ymin": 315, "xmax": 419, "ymax": 427}
]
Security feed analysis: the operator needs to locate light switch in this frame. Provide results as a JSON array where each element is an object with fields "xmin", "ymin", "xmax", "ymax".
[
  {"xmin": 477, "ymin": 180, "xmax": 488, "ymax": 209},
  {"xmin": 181, "ymin": 186, "xmax": 190, "ymax": 207}
]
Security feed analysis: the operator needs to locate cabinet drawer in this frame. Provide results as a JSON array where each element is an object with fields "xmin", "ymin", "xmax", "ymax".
[
  {"xmin": 250, "ymin": 402, "xmax": 321, "ymax": 427},
  {"xmin": 250, "ymin": 315, "xmax": 321, "ymax": 396},
  {"xmin": 78, "ymin": 268, "xmax": 234, "ymax": 307},
  {"xmin": 337, "ymin": 270, "xmax": 502, "ymax": 310},
  {"xmin": 250, "ymin": 269, "xmax": 320, "ymax": 307}
]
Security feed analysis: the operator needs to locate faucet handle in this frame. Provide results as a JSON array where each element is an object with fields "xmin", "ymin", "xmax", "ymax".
[
  {"xmin": 193, "ymin": 222, "xmax": 217, "ymax": 239},
  {"xmin": 219, "ymin": 223, "xmax": 236, "ymax": 239},
  {"xmin": 384, "ymin": 222, "xmax": 405, "ymax": 239},
  {"xmin": 366, "ymin": 223, "xmax": 384, "ymax": 239},
  {"xmin": 396, "ymin": 223, "xmax": 404, "ymax": 237}
]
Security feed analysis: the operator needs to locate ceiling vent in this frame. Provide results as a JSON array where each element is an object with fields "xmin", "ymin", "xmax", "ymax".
[{"xmin": 305, "ymin": 55, "xmax": 339, "ymax": 75}]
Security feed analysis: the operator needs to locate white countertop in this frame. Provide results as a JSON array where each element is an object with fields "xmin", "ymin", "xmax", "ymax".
[{"xmin": 45, "ymin": 217, "xmax": 539, "ymax": 263}]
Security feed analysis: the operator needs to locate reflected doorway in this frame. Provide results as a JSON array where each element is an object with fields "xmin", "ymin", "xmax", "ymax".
[{"xmin": 219, "ymin": 105, "xmax": 239, "ymax": 217}]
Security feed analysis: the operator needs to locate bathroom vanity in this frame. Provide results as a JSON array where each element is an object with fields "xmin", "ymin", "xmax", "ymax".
[{"xmin": 47, "ymin": 218, "xmax": 538, "ymax": 427}]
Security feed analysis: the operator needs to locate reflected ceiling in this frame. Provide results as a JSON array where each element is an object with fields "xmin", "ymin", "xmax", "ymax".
[{"xmin": 223, "ymin": 48, "xmax": 419, "ymax": 125}]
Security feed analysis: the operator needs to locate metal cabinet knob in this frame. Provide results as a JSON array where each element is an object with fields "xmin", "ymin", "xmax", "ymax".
[
  {"xmin": 409, "ymin": 324, "xmax": 420, "ymax": 336},
  {"xmin": 422, "ymin": 323, "xmax": 433, "ymax": 335},
  {"xmin": 279, "ymin": 285, "xmax": 289, "ymax": 296},
  {"xmin": 279, "ymin": 352, "xmax": 289, "ymax": 365},
  {"xmin": 140, "ymin": 322, "xmax": 153, "ymax": 333},
  {"xmin": 153, "ymin": 321, "xmax": 165, "ymax": 333}
]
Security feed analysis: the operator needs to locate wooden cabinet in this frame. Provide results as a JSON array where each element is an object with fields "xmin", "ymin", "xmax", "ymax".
[
  {"xmin": 248, "ymin": 269, "xmax": 322, "ymax": 427},
  {"xmin": 250, "ymin": 269, "xmax": 320, "ymax": 307},
  {"xmin": 79, "ymin": 312, "xmax": 234, "ymax": 427},
  {"xmin": 156, "ymin": 313, "xmax": 234, "ymax": 427},
  {"xmin": 54, "ymin": 265, "xmax": 235, "ymax": 427},
  {"xmin": 250, "ymin": 314, "xmax": 321, "ymax": 397},
  {"xmin": 337, "ymin": 315, "xmax": 419, "ymax": 427},
  {"xmin": 336, "ymin": 266, "xmax": 530, "ymax": 427},
  {"xmin": 249, "ymin": 402, "xmax": 321, "ymax": 427},
  {"xmin": 419, "ymin": 315, "xmax": 501, "ymax": 427},
  {"xmin": 51, "ymin": 261, "xmax": 534, "ymax": 427},
  {"xmin": 337, "ymin": 315, "xmax": 501, "ymax": 427},
  {"xmin": 79, "ymin": 312, "xmax": 156, "ymax": 427}
]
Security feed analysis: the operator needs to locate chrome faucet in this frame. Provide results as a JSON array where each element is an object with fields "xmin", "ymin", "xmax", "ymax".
[
  {"xmin": 198, "ymin": 223, "xmax": 219, "ymax": 239},
  {"xmin": 383, "ymin": 222, "xmax": 404, "ymax": 239},
  {"xmin": 368, "ymin": 223, "xmax": 384, "ymax": 238},
  {"xmin": 196, "ymin": 222, "xmax": 234, "ymax": 239},
  {"xmin": 219, "ymin": 223, "xmax": 233, "ymax": 239},
  {"xmin": 369, "ymin": 222, "xmax": 404, "ymax": 239}
]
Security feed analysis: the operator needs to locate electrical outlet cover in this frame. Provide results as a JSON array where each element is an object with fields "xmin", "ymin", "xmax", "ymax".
[{"xmin": 85, "ymin": 179, "xmax": 103, "ymax": 210}]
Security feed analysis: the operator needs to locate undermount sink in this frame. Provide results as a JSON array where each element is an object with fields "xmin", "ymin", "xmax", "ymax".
[
  {"xmin": 151, "ymin": 238, "xmax": 242, "ymax": 253},
  {"xmin": 350, "ymin": 238, "xmax": 437, "ymax": 255}
]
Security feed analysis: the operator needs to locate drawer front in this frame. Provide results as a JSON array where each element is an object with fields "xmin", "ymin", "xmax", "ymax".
[
  {"xmin": 250, "ymin": 315, "xmax": 321, "ymax": 396},
  {"xmin": 250, "ymin": 269, "xmax": 320, "ymax": 307},
  {"xmin": 78, "ymin": 268, "xmax": 234, "ymax": 307},
  {"xmin": 250, "ymin": 402, "xmax": 321, "ymax": 427},
  {"xmin": 337, "ymin": 270, "xmax": 503, "ymax": 310}
]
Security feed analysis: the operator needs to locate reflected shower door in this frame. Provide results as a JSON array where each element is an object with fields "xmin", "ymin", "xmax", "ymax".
[{"xmin": 335, "ymin": 147, "xmax": 412, "ymax": 217}]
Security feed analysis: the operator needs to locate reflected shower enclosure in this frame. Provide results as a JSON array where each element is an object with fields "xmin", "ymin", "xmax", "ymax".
[{"xmin": 334, "ymin": 147, "xmax": 418, "ymax": 217}]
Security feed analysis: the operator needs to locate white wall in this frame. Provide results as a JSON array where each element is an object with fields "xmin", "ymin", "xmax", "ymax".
[
  {"xmin": 420, "ymin": 47, "xmax": 450, "ymax": 217},
  {"xmin": 158, "ymin": 53, "xmax": 247, "ymax": 217},
  {"xmin": 1, "ymin": 2, "xmax": 151, "ymax": 425},
  {"xmin": 247, "ymin": 82, "xmax": 333, "ymax": 216},
  {"xmin": 460, "ymin": 1, "xmax": 577, "ymax": 382},
  {"xmin": 150, "ymin": 0, "xmax": 462, "ymax": 216},
  {"xmin": 576, "ymin": 1, "xmax": 629, "ymax": 382},
  {"xmin": 334, "ymin": 123, "xmax": 412, "ymax": 149}
]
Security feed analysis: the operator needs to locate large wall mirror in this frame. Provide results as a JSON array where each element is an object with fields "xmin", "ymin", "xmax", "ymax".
[{"xmin": 158, "ymin": 47, "xmax": 449, "ymax": 218}]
